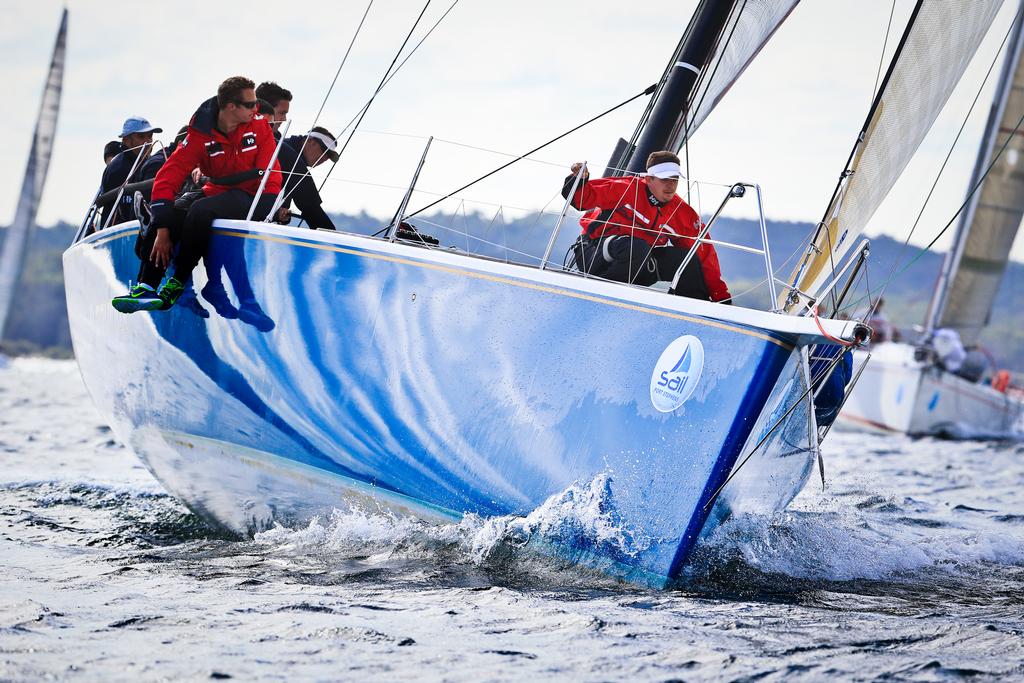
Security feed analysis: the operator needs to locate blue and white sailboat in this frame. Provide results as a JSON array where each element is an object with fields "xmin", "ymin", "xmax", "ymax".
[{"xmin": 63, "ymin": 1, "xmax": 999, "ymax": 586}]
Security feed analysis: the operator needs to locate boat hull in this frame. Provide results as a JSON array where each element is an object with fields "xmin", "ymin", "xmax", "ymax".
[
  {"xmin": 838, "ymin": 343, "xmax": 1024, "ymax": 438},
  {"xmin": 64, "ymin": 221, "xmax": 842, "ymax": 586}
]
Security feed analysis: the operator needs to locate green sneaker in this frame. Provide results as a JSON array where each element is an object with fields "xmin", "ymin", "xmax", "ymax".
[
  {"xmin": 157, "ymin": 276, "xmax": 186, "ymax": 309},
  {"xmin": 111, "ymin": 283, "xmax": 163, "ymax": 313}
]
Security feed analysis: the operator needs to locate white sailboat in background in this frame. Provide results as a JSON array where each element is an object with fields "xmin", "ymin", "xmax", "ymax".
[
  {"xmin": 0, "ymin": 10, "xmax": 66, "ymax": 348},
  {"xmin": 840, "ymin": 2, "xmax": 1024, "ymax": 438}
]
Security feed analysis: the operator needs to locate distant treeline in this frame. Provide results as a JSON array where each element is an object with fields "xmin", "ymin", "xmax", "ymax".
[{"xmin": 2, "ymin": 215, "xmax": 1022, "ymax": 369}]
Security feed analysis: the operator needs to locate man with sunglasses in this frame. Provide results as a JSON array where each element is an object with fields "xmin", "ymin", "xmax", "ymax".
[{"xmin": 112, "ymin": 76, "xmax": 282, "ymax": 313}]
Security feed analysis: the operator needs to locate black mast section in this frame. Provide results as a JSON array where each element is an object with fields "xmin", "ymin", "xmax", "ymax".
[{"xmin": 624, "ymin": 0, "xmax": 737, "ymax": 174}]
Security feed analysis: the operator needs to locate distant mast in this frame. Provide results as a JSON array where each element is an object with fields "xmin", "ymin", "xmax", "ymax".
[
  {"xmin": 0, "ymin": 9, "xmax": 66, "ymax": 340},
  {"xmin": 924, "ymin": 2, "xmax": 1024, "ymax": 344}
]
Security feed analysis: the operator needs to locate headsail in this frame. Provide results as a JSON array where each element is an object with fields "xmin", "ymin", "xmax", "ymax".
[
  {"xmin": 926, "ymin": 2, "xmax": 1024, "ymax": 346},
  {"xmin": 784, "ymin": 0, "xmax": 1004, "ymax": 311},
  {"xmin": 0, "ymin": 10, "xmax": 66, "ymax": 339}
]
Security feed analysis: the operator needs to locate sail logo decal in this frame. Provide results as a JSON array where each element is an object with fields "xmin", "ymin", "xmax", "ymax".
[{"xmin": 650, "ymin": 335, "xmax": 704, "ymax": 412}]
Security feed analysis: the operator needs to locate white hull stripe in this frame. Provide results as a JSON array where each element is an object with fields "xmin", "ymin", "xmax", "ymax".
[{"xmin": 676, "ymin": 61, "xmax": 700, "ymax": 75}]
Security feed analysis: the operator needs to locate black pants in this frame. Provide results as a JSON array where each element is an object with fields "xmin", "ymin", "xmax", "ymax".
[
  {"xmin": 138, "ymin": 190, "xmax": 276, "ymax": 287},
  {"xmin": 574, "ymin": 235, "xmax": 710, "ymax": 300}
]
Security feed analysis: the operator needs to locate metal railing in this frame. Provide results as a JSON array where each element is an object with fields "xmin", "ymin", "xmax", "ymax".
[{"xmin": 372, "ymin": 161, "xmax": 800, "ymax": 311}]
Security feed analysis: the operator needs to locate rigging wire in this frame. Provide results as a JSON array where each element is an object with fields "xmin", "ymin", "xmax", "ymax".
[
  {"xmin": 287, "ymin": 0, "xmax": 458, "ymax": 226},
  {"xmin": 314, "ymin": 1, "xmax": 434, "ymax": 190},
  {"xmin": 329, "ymin": 0, "xmax": 460, "ymax": 167},
  {"xmin": 272, "ymin": 0, "xmax": 374, "ymax": 222},
  {"xmin": 403, "ymin": 84, "xmax": 658, "ymax": 220},
  {"xmin": 285, "ymin": 0, "xmax": 459, "ymax": 226},
  {"xmin": 869, "ymin": 0, "xmax": 898, "ymax": 104},
  {"xmin": 312, "ymin": 0, "xmax": 375, "ymax": 133}
]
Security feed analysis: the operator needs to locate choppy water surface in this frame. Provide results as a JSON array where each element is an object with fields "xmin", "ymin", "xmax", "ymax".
[{"xmin": 2, "ymin": 358, "xmax": 1023, "ymax": 681}]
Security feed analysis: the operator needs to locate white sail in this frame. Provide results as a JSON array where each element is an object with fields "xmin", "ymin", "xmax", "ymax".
[
  {"xmin": 786, "ymin": 0, "xmax": 1004, "ymax": 310},
  {"xmin": 673, "ymin": 0, "xmax": 800, "ymax": 148},
  {"xmin": 0, "ymin": 9, "xmax": 66, "ymax": 339},
  {"xmin": 928, "ymin": 3, "xmax": 1024, "ymax": 346}
]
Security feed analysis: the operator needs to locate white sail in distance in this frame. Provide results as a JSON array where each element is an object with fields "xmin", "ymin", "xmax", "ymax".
[
  {"xmin": 928, "ymin": 2, "xmax": 1024, "ymax": 346},
  {"xmin": 672, "ymin": 0, "xmax": 801, "ymax": 149},
  {"xmin": 0, "ymin": 9, "xmax": 67, "ymax": 340},
  {"xmin": 785, "ymin": 0, "xmax": 1004, "ymax": 311}
]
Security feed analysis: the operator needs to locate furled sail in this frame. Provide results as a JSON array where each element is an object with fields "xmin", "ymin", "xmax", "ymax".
[
  {"xmin": 927, "ymin": 3, "xmax": 1024, "ymax": 346},
  {"xmin": 785, "ymin": 0, "xmax": 1004, "ymax": 311},
  {"xmin": 671, "ymin": 0, "xmax": 800, "ymax": 149},
  {"xmin": 0, "ymin": 10, "xmax": 66, "ymax": 339}
]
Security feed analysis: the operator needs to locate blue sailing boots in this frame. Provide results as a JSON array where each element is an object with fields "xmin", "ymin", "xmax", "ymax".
[{"xmin": 111, "ymin": 283, "xmax": 163, "ymax": 313}]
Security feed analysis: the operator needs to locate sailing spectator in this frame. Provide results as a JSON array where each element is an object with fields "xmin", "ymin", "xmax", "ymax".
[
  {"xmin": 867, "ymin": 297, "xmax": 894, "ymax": 344},
  {"xmin": 110, "ymin": 76, "xmax": 282, "ymax": 313},
  {"xmin": 255, "ymin": 81, "xmax": 291, "ymax": 130},
  {"xmin": 103, "ymin": 140, "xmax": 122, "ymax": 165},
  {"xmin": 273, "ymin": 127, "xmax": 339, "ymax": 230},
  {"xmin": 562, "ymin": 151, "xmax": 731, "ymax": 303}
]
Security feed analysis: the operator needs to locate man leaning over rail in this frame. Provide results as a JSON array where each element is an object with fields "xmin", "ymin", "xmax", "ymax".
[
  {"xmin": 111, "ymin": 76, "xmax": 282, "ymax": 314},
  {"xmin": 273, "ymin": 127, "xmax": 338, "ymax": 231},
  {"xmin": 563, "ymin": 150, "xmax": 731, "ymax": 303}
]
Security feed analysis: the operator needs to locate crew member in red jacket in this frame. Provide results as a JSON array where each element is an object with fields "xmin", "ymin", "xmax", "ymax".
[
  {"xmin": 112, "ymin": 75, "xmax": 282, "ymax": 313},
  {"xmin": 562, "ymin": 150, "xmax": 731, "ymax": 303}
]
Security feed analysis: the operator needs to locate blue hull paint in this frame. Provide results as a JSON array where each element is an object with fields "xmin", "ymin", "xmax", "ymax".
[{"xmin": 64, "ymin": 222, "xmax": 820, "ymax": 587}]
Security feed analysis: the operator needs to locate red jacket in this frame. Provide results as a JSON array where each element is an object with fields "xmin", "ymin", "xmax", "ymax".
[
  {"xmin": 151, "ymin": 97, "xmax": 282, "ymax": 209},
  {"xmin": 567, "ymin": 175, "xmax": 731, "ymax": 302}
]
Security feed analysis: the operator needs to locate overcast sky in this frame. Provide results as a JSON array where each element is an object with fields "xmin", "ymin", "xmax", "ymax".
[{"xmin": 4, "ymin": 0, "xmax": 1024, "ymax": 262}]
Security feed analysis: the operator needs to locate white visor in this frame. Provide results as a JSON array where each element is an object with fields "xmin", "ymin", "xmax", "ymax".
[
  {"xmin": 306, "ymin": 131, "xmax": 337, "ymax": 151},
  {"xmin": 646, "ymin": 161, "xmax": 682, "ymax": 179}
]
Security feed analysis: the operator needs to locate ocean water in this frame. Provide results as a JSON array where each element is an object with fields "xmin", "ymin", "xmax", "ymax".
[{"xmin": 2, "ymin": 357, "xmax": 1023, "ymax": 682}]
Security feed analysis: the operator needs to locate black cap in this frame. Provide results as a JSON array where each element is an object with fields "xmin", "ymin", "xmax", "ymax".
[{"xmin": 103, "ymin": 140, "xmax": 123, "ymax": 161}]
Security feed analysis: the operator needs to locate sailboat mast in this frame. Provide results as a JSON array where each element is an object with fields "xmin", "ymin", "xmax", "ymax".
[
  {"xmin": 624, "ymin": 0, "xmax": 736, "ymax": 174},
  {"xmin": 0, "ymin": 10, "xmax": 66, "ymax": 341},
  {"xmin": 923, "ymin": 3, "xmax": 1024, "ymax": 338}
]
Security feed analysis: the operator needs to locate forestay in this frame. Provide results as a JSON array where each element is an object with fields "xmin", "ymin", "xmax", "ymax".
[
  {"xmin": 931, "ymin": 5, "xmax": 1024, "ymax": 345},
  {"xmin": 673, "ymin": 0, "xmax": 800, "ymax": 148},
  {"xmin": 786, "ymin": 0, "xmax": 1004, "ymax": 310}
]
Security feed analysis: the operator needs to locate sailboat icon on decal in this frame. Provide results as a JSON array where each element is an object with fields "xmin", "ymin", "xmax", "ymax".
[{"xmin": 650, "ymin": 335, "xmax": 705, "ymax": 412}]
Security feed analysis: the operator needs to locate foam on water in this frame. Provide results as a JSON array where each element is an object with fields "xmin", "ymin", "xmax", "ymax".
[{"xmin": 252, "ymin": 473, "xmax": 651, "ymax": 588}]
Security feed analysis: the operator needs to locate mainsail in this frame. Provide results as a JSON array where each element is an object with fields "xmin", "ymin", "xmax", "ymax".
[
  {"xmin": 926, "ymin": 2, "xmax": 1024, "ymax": 346},
  {"xmin": 0, "ymin": 10, "xmax": 66, "ymax": 339},
  {"xmin": 785, "ymin": 0, "xmax": 1004, "ymax": 311}
]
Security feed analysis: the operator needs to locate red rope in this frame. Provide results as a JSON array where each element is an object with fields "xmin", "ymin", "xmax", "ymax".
[{"xmin": 812, "ymin": 304, "xmax": 857, "ymax": 347}]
